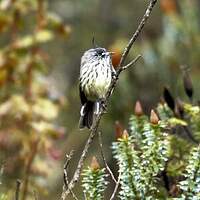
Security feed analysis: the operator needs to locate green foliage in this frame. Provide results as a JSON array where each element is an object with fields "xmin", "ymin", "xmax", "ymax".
[
  {"xmin": 0, "ymin": 0, "xmax": 199, "ymax": 199},
  {"xmin": 183, "ymin": 104, "xmax": 200, "ymax": 141},
  {"xmin": 156, "ymin": 103, "xmax": 174, "ymax": 121},
  {"xmin": 157, "ymin": 103, "xmax": 188, "ymax": 127},
  {"xmin": 157, "ymin": 99, "xmax": 200, "ymax": 198},
  {"xmin": 83, "ymin": 99, "xmax": 200, "ymax": 199},
  {"xmin": 112, "ymin": 134, "xmax": 142, "ymax": 199},
  {"xmin": 70, "ymin": 0, "xmax": 200, "ymax": 198},
  {"xmin": 178, "ymin": 145, "xmax": 200, "ymax": 200},
  {"xmin": 82, "ymin": 165, "xmax": 108, "ymax": 200},
  {"xmin": 112, "ymin": 114, "xmax": 169, "ymax": 200},
  {"xmin": 129, "ymin": 114, "xmax": 148, "ymax": 145}
]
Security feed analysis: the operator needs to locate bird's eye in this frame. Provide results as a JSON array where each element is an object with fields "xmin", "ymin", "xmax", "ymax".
[{"xmin": 95, "ymin": 48, "xmax": 106, "ymax": 57}]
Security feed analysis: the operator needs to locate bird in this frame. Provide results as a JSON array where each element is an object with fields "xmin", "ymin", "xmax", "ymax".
[{"xmin": 79, "ymin": 47, "xmax": 116, "ymax": 129}]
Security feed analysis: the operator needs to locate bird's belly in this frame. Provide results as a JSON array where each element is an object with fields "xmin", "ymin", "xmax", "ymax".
[{"xmin": 85, "ymin": 71, "xmax": 111, "ymax": 101}]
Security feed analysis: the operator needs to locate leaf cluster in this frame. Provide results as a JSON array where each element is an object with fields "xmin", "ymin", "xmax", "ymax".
[{"xmin": 0, "ymin": 0, "xmax": 70, "ymax": 198}]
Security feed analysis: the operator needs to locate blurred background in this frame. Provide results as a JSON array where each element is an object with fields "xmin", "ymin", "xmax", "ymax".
[{"xmin": 0, "ymin": 0, "xmax": 199, "ymax": 199}]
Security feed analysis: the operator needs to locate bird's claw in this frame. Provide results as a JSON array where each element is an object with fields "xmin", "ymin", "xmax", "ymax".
[{"xmin": 112, "ymin": 71, "xmax": 117, "ymax": 80}]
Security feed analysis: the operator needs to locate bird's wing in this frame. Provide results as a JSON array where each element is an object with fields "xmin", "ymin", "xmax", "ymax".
[{"xmin": 79, "ymin": 84, "xmax": 87, "ymax": 105}]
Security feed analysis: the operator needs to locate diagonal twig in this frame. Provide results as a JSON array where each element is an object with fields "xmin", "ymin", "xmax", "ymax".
[
  {"xmin": 63, "ymin": 151, "xmax": 74, "ymax": 189},
  {"xmin": 121, "ymin": 55, "xmax": 142, "ymax": 71},
  {"xmin": 63, "ymin": 151, "xmax": 79, "ymax": 200},
  {"xmin": 61, "ymin": 118, "xmax": 101, "ymax": 199},
  {"xmin": 118, "ymin": 0, "xmax": 157, "ymax": 68},
  {"xmin": 61, "ymin": 1, "xmax": 158, "ymax": 199},
  {"xmin": 110, "ymin": 171, "xmax": 121, "ymax": 200},
  {"xmin": 98, "ymin": 132, "xmax": 117, "ymax": 183}
]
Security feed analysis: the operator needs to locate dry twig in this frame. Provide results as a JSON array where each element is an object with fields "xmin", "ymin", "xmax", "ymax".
[
  {"xmin": 122, "ymin": 55, "xmax": 142, "ymax": 71},
  {"xmin": 61, "ymin": 1, "xmax": 158, "ymax": 199},
  {"xmin": 63, "ymin": 151, "xmax": 79, "ymax": 200},
  {"xmin": 110, "ymin": 172, "xmax": 121, "ymax": 200},
  {"xmin": 118, "ymin": 0, "xmax": 157, "ymax": 68},
  {"xmin": 98, "ymin": 132, "xmax": 117, "ymax": 183}
]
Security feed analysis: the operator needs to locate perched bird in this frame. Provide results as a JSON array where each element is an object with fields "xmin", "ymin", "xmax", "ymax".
[{"xmin": 79, "ymin": 47, "xmax": 115, "ymax": 129}]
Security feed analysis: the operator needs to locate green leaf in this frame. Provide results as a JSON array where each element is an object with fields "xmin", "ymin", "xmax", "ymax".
[{"xmin": 168, "ymin": 117, "xmax": 188, "ymax": 126}]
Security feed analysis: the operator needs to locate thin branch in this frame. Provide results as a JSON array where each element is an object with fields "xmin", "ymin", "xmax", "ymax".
[
  {"xmin": 61, "ymin": 1, "xmax": 158, "ymax": 199},
  {"xmin": 63, "ymin": 151, "xmax": 79, "ymax": 200},
  {"xmin": 105, "ymin": 0, "xmax": 157, "ymax": 100},
  {"xmin": 118, "ymin": 0, "xmax": 158, "ymax": 68},
  {"xmin": 121, "ymin": 55, "xmax": 142, "ymax": 71},
  {"xmin": 63, "ymin": 151, "xmax": 74, "ymax": 188},
  {"xmin": 98, "ymin": 132, "xmax": 117, "ymax": 183},
  {"xmin": 69, "ymin": 189, "xmax": 79, "ymax": 200},
  {"xmin": 61, "ymin": 119, "xmax": 101, "ymax": 200},
  {"xmin": 110, "ymin": 172, "xmax": 121, "ymax": 200},
  {"xmin": 15, "ymin": 179, "xmax": 21, "ymax": 200}
]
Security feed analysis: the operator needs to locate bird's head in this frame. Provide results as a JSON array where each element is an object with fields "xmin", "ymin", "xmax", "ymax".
[{"xmin": 84, "ymin": 47, "xmax": 113, "ymax": 60}]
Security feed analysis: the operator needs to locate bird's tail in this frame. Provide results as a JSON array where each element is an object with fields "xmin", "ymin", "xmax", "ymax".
[{"xmin": 79, "ymin": 101, "xmax": 99, "ymax": 129}]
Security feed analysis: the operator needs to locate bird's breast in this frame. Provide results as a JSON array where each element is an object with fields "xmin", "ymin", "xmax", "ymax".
[{"xmin": 81, "ymin": 64, "xmax": 112, "ymax": 101}]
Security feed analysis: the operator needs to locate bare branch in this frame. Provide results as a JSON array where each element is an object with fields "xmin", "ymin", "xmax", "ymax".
[
  {"xmin": 15, "ymin": 179, "xmax": 21, "ymax": 200},
  {"xmin": 61, "ymin": 1, "xmax": 158, "ymax": 199},
  {"xmin": 121, "ymin": 55, "xmax": 142, "ymax": 71},
  {"xmin": 110, "ymin": 172, "xmax": 121, "ymax": 200},
  {"xmin": 63, "ymin": 151, "xmax": 79, "ymax": 200},
  {"xmin": 61, "ymin": 119, "xmax": 101, "ymax": 199},
  {"xmin": 98, "ymin": 132, "xmax": 117, "ymax": 183},
  {"xmin": 118, "ymin": 0, "xmax": 158, "ymax": 68},
  {"xmin": 105, "ymin": 0, "xmax": 157, "ymax": 99},
  {"xmin": 63, "ymin": 151, "xmax": 74, "ymax": 188}
]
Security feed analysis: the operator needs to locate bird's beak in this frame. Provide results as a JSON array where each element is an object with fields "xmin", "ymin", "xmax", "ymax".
[{"xmin": 103, "ymin": 52, "xmax": 115, "ymax": 56}]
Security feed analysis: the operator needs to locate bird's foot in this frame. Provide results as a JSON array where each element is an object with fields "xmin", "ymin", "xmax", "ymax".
[{"xmin": 112, "ymin": 71, "xmax": 117, "ymax": 80}]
